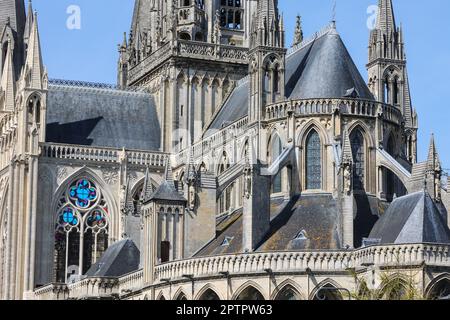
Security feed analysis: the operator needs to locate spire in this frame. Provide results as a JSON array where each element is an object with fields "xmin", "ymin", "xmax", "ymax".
[
  {"xmin": 164, "ymin": 157, "xmax": 175, "ymax": 186},
  {"xmin": 341, "ymin": 127, "xmax": 353, "ymax": 164},
  {"xmin": 252, "ymin": 0, "xmax": 282, "ymax": 48},
  {"xmin": 376, "ymin": 0, "xmax": 396, "ymax": 32},
  {"xmin": 0, "ymin": 0, "xmax": 26, "ymax": 39},
  {"xmin": 292, "ymin": 15, "xmax": 303, "ymax": 47},
  {"xmin": 23, "ymin": 11, "xmax": 43, "ymax": 89},
  {"xmin": 427, "ymin": 134, "xmax": 441, "ymax": 172},
  {"xmin": 0, "ymin": 38, "xmax": 16, "ymax": 112},
  {"xmin": 141, "ymin": 166, "xmax": 154, "ymax": 202},
  {"xmin": 23, "ymin": 0, "xmax": 34, "ymax": 45}
]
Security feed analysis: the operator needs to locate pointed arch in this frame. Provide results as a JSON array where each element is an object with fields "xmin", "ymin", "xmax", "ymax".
[
  {"xmin": 157, "ymin": 291, "xmax": 167, "ymax": 300},
  {"xmin": 296, "ymin": 119, "xmax": 331, "ymax": 147},
  {"xmin": 268, "ymin": 131, "xmax": 283, "ymax": 194},
  {"xmin": 232, "ymin": 281, "xmax": 266, "ymax": 300},
  {"xmin": 196, "ymin": 284, "xmax": 223, "ymax": 300},
  {"xmin": 305, "ymin": 129, "xmax": 322, "ymax": 190},
  {"xmin": 271, "ymin": 279, "xmax": 304, "ymax": 300},
  {"xmin": 310, "ymin": 279, "xmax": 344, "ymax": 300},
  {"xmin": 52, "ymin": 167, "xmax": 119, "ymax": 236},
  {"xmin": 173, "ymin": 287, "xmax": 188, "ymax": 300},
  {"xmin": 378, "ymin": 274, "xmax": 411, "ymax": 300},
  {"xmin": 426, "ymin": 273, "xmax": 450, "ymax": 300},
  {"xmin": 50, "ymin": 168, "xmax": 118, "ymax": 282}
]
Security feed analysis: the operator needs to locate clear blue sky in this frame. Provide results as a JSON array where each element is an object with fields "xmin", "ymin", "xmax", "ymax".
[{"xmin": 31, "ymin": 0, "xmax": 450, "ymax": 171}]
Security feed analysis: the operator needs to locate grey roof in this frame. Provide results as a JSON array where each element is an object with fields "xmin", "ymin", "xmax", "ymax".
[
  {"xmin": 85, "ymin": 239, "xmax": 140, "ymax": 278},
  {"xmin": 204, "ymin": 81, "xmax": 248, "ymax": 137},
  {"xmin": 369, "ymin": 191, "xmax": 450, "ymax": 244},
  {"xmin": 285, "ymin": 27, "xmax": 373, "ymax": 100},
  {"xmin": 204, "ymin": 26, "xmax": 373, "ymax": 136},
  {"xmin": 46, "ymin": 82, "xmax": 161, "ymax": 150},
  {"xmin": 147, "ymin": 180, "xmax": 186, "ymax": 202},
  {"xmin": 196, "ymin": 194, "xmax": 342, "ymax": 256}
]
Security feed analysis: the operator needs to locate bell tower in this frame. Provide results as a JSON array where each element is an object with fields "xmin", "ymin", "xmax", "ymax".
[{"xmin": 367, "ymin": 0, "xmax": 417, "ymax": 163}]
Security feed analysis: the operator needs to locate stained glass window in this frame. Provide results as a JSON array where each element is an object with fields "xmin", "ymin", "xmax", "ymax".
[
  {"xmin": 54, "ymin": 178, "xmax": 109, "ymax": 283},
  {"xmin": 351, "ymin": 129, "xmax": 365, "ymax": 190},
  {"xmin": 305, "ymin": 130, "xmax": 322, "ymax": 190}
]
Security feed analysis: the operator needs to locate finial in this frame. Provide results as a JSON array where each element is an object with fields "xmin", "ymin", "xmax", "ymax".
[
  {"xmin": 292, "ymin": 15, "xmax": 303, "ymax": 47},
  {"xmin": 331, "ymin": 0, "xmax": 337, "ymax": 27}
]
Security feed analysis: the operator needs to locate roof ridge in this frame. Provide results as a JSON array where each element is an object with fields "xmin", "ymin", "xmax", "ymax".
[
  {"xmin": 49, "ymin": 78, "xmax": 147, "ymax": 94},
  {"xmin": 286, "ymin": 22, "xmax": 335, "ymax": 57}
]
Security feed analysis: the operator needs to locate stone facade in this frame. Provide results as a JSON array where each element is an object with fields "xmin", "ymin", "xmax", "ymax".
[{"xmin": 0, "ymin": 0, "xmax": 448, "ymax": 300}]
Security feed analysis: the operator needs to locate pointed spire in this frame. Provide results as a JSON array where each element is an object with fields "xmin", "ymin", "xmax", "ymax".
[
  {"xmin": 376, "ymin": 0, "xmax": 396, "ymax": 32},
  {"xmin": 341, "ymin": 127, "xmax": 353, "ymax": 164},
  {"xmin": 427, "ymin": 134, "xmax": 441, "ymax": 172},
  {"xmin": 141, "ymin": 166, "xmax": 154, "ymax": 202},
  {"xmin": 292, "ymin": 15, "xmax": 303, "ymax": 47},
  {"xmin": 0, "ymin": 38, "xmax": 16, "ymax": 112},
  {"xmin": 23, "ymin": 0, "xmax": 34, "ymax": 44},
  {"xmin": 164, "ymin": 157, "xmax": 175, "ymax": 186},
  {"xmin": 23, "ymin": 11, "xmax": 43, "ymax": 89}
]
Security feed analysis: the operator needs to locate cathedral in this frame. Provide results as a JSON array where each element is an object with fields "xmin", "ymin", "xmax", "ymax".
[{"xmin": 0, "ymin": 0, "xmax": 449, "ymax": 300}]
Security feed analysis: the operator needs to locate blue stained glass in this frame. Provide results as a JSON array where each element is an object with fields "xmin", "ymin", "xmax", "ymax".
[
  {"xmin": 69, "ymin": 179, "xmax": 98, "ymax": 209},
  {"xmin": 60, "ymin": 208, "xmax": 78, "ymax": 226},
  {"xmin": 86, "ymin": 210, "xmax": 107, "ymax": 228}
]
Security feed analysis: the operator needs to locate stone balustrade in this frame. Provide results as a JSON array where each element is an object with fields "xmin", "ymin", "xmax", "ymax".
[
  {"xmin": 40, "ymin": 143, "xmax": 168, "ymax": 168},
  {"xmin": 118, "ymin": 269, "xmax": 144, "ymax": 294},
  {"xmin": 66, "ymin": 277, "xmax": 119, "ymax": 299},
  {"xmin": 33, "ymin": 243, "xmax": 450, "ymax": 300},
  {"xmin": 33, "ymin": 283, "xmax": 68, "ymax": 300},
  {"xmin": 153, "ymin": 243, "xmax": 450, "ymax": 283},
  {"xmin": 265, "ymin": 98, "xmax": 403, "ymax": 126},
  {"xmin": 129, "ymin": 40, "xmax": 248, "ymax": 84},
  {"xmin": 173, "ymin": 117, "xmax": 248, "ymax": 168}
]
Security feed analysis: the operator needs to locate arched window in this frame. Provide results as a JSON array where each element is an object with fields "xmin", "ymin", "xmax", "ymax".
[
  {"xmin": 218, "ymin": 153, "xmax": 232, "ymax": 215},
  {"xmin": 199, "ymin": 288, "xmax": 221, "ymax": 300},
  {"xmin": 275, "ymin": 285, "xmax": 301, "ymax": 300},
  {"xmin": 383, "ymin": 77, "xmax": 389, "ymax": 104},
  {"xmin": 236, "ymin": 286, "xmax": 265, "ymax": 300},
  {"xmin": 313, "ymin": 284, "xmax": 343, "ymax": 300},
  {"xmin": 305, "ymin": 130, "xmax": 322, "ymax": 190},
  {"xmin": 393, "ymin": 77, "xmax": 399, "ymax": 105},
  {"xmin": 176, "ymin": 292, "xmax": 188, "ymax": 300},
  {"xmin": 270, "ymin": 134, "xmax": 283, "ymax": 193},
  {"xmin": 350, "ymin": 129, "xmax": 365, "ymax": 191},
  {"xmin": 54, "ymin": 178, "xmax": 109, "ymax": 283},
  {"xmin": 428, "ymin": 279, "xmax": 450, "ymax": 300},
  {"xmin": 179, "ymin": 32, "xmax": 191, "ymax": 40}
]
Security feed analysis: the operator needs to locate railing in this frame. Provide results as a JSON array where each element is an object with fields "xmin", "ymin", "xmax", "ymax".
[
  {"xmin": 40, "ymin": 143, "xmax": 168, "ymax": 168},
  {"xmin": 177, "ymin": 40, "xmax": 248, "ymax": 63},
  {"xmin": 265, "ymin": 98, "xmax": 403, "ymax": 126},
  {"xmin": 33, "ymin": 243, "xmax": 450, "ymax": 299},
  {"xmin": 118, "ymin": 269, "xmax": 144, "ymax": 294},
  {"xmin": 33, "ymin": 283, "xmax": 68, "ymax": 300},
  {"xmin": 154, "ymin": 243, "xmax": 450, "ymax": 283},
  {"xmin": 173, "ymin": 117, "xmax": 249, "ymax": 168},
  {"xmin": 128, "ymin": 40, "xmax": 248, "ymax": 84},
  {"xmin": 128, "ymin": 42, "xmax": 172, "ymax": 83},
  {"xmin": 67, "ymin": 277, "xmax": 119, "ymax": 299}
]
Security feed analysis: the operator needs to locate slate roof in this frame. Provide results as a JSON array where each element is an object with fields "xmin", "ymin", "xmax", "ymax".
[
  {"xmin": 368, "ymin": 191, "xmax": 450, "ymax": 244},
  {"xmin": 204, "ymin": 25, "xmax": 373, "ymax": 136},
  {"xmin": 46, "ymin": 82, "xmax": 161, "ymax": 151},
  {"xmin": 196, "ymin": 194, "xmax": 341, "ymax": 256},
  {"xmin": 85, "ymin": 239, "xmax": 140, "ymax": 277},
  {"xmin": 147, "ymin": 180, "xmax": 186, "ymax": 202}
]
